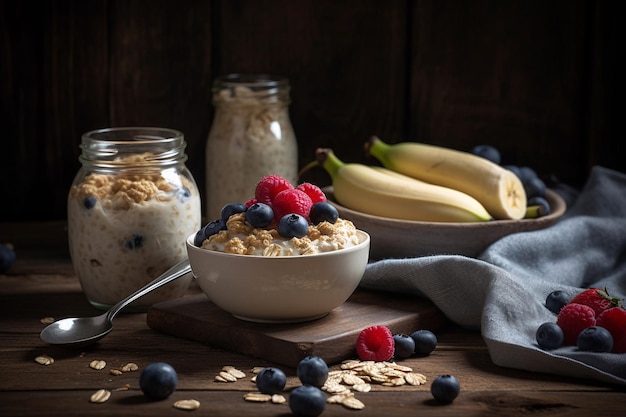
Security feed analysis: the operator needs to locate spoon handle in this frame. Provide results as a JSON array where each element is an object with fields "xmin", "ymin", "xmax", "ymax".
[{"xmin": 106, "ymin": 258, "xmax": 192, "ymax": 321}]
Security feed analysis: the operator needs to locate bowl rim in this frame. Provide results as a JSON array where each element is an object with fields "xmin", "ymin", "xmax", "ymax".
[
  {"xmin": 186, "ymin": 229, "xmax": 370, "ymax": 259},
  {"xmin": 322, "ymin": 187, "xmax": 566, "ymax": 229}
]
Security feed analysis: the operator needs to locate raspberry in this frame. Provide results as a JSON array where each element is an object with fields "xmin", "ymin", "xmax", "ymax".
[
  {"xmin": 568, "ymin": 288, "xmax": 622, "ymax": 317},
  {"xmin": 596, "ymin": 307, "xmax": 626, "ymax": 353},
  {"xmin": 271, "ymin": 188, "xmax": 313, "ymax": 221},
  {"xmin": 296, "ymin": 182, "xmax": 327, "ymax": 204},
  {"xmin": 355, "ymin": 325, "xmax": 394, "ymax": 361},
  {"xmin": 556, "ymin": 303, "xmax": 596, "ymax": 345},
  {"xmin": 255, "ymin": 175, "xmax": 293, "ymax": 206},
  {"xmin": 244, "ymin": 198, "xmax": 257, "ymax": 207}
]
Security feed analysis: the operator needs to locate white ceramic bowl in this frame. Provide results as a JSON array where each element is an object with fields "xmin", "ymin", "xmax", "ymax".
[
  {"xmin": 185, "ymin": 230, "xmax": 370, "ymax": 323},
  {"xmin": 324, "ymin": 188, "xmax": 566, "ymax": 260}
]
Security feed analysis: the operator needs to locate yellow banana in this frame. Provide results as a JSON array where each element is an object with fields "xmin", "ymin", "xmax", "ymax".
[
  {"xmin": 365, "ymin": 136, "xmax": 527, "ymax": 220},
  {"xmin": 316, "ymin": 148, "xmax": 492, "ymax": 222}
]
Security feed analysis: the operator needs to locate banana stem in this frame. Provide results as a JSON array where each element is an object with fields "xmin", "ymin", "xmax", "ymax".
[
  {"xmin": 315, "ymin": 148, "xmax": 343, "ymax": 180},
  {"xmin": 365, "ymin": 136, "xmax": 392, "ymax": 166}
]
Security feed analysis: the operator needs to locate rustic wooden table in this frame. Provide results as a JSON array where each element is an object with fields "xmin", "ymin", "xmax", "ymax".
[{"xmin": 0, "ymin": 222, "xmax": 623, "ymax": 416}]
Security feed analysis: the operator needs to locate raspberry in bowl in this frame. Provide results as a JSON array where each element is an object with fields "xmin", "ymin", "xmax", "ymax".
[{"xmin": 186, "ymin": 176, "xmax": 371, "ymax": 323}]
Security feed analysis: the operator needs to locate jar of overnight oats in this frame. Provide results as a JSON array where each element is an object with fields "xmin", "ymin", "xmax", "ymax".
[
  {"xmin": 205, "ymin": 74, "xmax": 299, "ymax": 220},
  {"xmin": 67, "ymin": 127, "xmax": 202, "ymax": 311}
]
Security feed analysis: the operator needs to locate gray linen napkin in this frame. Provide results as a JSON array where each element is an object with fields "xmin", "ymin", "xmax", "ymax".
[{"xmin": 360, "ymin": 166, "xmax": 626, "ymax": 385}]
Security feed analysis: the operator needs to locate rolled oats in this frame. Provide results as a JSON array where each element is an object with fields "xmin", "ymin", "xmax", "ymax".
[
  {"xmin": 90, "ymin": 389, "xmax": 111, "ymax": 403},
  {"xmin": 109, "ymin": 369, "xmax": 123, "ymax": 376},
  {"xmin": 40, "ymin": 317, "xmax": 55, "ymax": 324},
  {"xmin": 34, "ymin": 355, "xmax": 54, "ymax": 365},
  {"xmin": 342, "ymin": 397, "xmax": 366, "ymax": 410},
  {"xmin": 271, "ymin": 394, "xmax": 286, "ymax": 404},
  {"xmin": 89, "ymin": 360, "xmax": 106, "ymax": 370},
  {"xmin": 222, "ymin": 366, "xmax": 246, "ymax": 379},
  {"xmin": 121, "ymin": 362, "xmax": 139, "ymax": 372},
  {"xmin": 173, "ymin": 399, "xmax": 200, "ymax": 410},
  {"xmin": 244, "ymin": 392, "xmax": 272, "ymax": 402}
]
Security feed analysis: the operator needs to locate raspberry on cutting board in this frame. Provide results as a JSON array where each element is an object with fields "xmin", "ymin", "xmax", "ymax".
[
  {"xmin": 556, "ymin": 303, "xmax": 597, "ymax": 346},
  {"xmin": 355, "ymin": 325, "xmax": 395, "ymax": 361}
]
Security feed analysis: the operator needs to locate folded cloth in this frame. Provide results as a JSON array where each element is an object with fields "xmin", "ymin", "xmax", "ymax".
[{"xmin": 360, "ymin": 166, "xmax": 626, "ymax": 385}]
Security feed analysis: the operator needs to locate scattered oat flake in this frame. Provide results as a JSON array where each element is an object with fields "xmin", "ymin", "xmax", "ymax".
[
  {"xmin": 173, "ymin": 399, "xmax": 200, "ymax": 410},
  {"xmin": 89, "ymin": 360, "xmax": 106, "ymax": 370},
  {"xmin": 251, "ymin": 366, "xmax": 265, "ymax": 374},
  {"xmin": 40, "ymin": 317, "xmax": 55, "ymax": 324},
  {"xmin": 244, "ymin": 392, "xmax": 272, "ymax": 402},
  {"xmin": 113, "ymin": 384, "xmax": 131, "ymax": 391},
  {"xmin": 218, "ymin": 371, "xmax": 238, "ymax": 382},
  {"xmin": 342, "ymin": 397, "xmax": 365, "ymax": 410},
  {"xmin": 271, "ymin": 394, "xmax": 286, "ymax": 404},
  {"xmin": 222, "ymin": 366, "xmax": 246, "ymax": 379},
  {"xmin": 121, "ymin": 362, "xmax": 139, "ymax": 372},
  {"xmin": 90, "ymin": 389, "xmax": 111, "ymax": 403},
  {"xmin": 34, "ymin": 355, "xmax": 54, "ymax": 365},
  {"xmin": 110, "ymin": 369, "xmax": 123, "ymax": 376}
]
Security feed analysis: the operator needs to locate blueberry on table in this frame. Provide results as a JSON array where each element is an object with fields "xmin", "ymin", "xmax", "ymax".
[
  {"xmin": 288, "ymin": 385, "xmax": 326, "ymax": 417},
  {"xmin": 536, "ymin": 322, "xmax": 564, "ymax": 350},
  {"xmin": 0, "ymin": 243, "xmax": 16, "ymax": 273},
  {"xmin": 410, "ymin": 329, "xmax": 438, "ymax": 355},
  {"xmin": 430, "ymin": 374, "xmax": 460, "ymax": 404},
  {"xmin": 297, "ymin": 356, "xmax": 328, "ymax": 387},
  {"xmin": 392, "ymin": 334, "xmax": 415, "ymax": 359},
  {"xmin": 139, "ymin": 362, "xmax": 178, "ymax": 400},
  {"xmin": 577, "ymin": 326, "xmax": 613, "ymax": 352},
  {"xmin": 255, "ymin": 367, "xmax": 287, "ymax": 394}
]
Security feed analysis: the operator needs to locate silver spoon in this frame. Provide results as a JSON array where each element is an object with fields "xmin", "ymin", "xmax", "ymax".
[{"xmin": 40, "ymin": 258, "xmax": 192, "ymax": 347}]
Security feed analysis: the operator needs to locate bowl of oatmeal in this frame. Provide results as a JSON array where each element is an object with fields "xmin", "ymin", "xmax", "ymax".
[{"xmin": 186, "ymin": 211, "xmax": 370, "ymax": 323}]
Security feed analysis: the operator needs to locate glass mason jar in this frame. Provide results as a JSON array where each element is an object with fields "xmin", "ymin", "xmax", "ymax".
[
  {"xmin": 205, "ymin": 74, "xmax": 299, "ymax": 220},
  {"xmin": 67, "ymin": 127, "xmax": 202, "ymax": 311}
]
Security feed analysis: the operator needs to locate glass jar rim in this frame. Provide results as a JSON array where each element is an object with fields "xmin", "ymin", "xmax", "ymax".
[
  {"xmin": 214, "ymin": 73, "xmax": 289, "ymax": 89},
  {"xmin": 79, "ymin": 127, "xmax": 187, "ymax": 168}
]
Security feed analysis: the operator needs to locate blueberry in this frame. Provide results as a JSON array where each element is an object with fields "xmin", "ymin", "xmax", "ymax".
[
  {"xmin": 410, "ymin": 329, "xmax": 438, "ymax": 355},
  {"xmin": 221, "ymin": 202, "xmax": 248, "ymax": 223},
  {"xmin": 288, "ymin": 385, "xmax": 326, "ymax": 417},
  {"xmin": 0, "ymin": 243, "xmax": 16, "ymax": 273},
  {"xmin": 139, "ymin": 362, "xmax": 178, "ymax": 400},
  {"xmin": 255, "ymin": 367, "xmax": 286, "ymax": 394},
  {"xmin": 193, "ymin": 219, "xmax": 226, "ymax": 247},
  {"xmin": 471, "ymin": 145, "xmax": 501, "ymax": 165},
  {"xmin": 309, "ymin": 202, "xmax": 338, "ymax": 224},
  {"xmin": 535, "ymin": 322, "xmax": 564, "ymax": 350},
  {"xmin": 430, "ymin": 374, "xmax": 460, "ymax": 404},
  {"xmin": 524, "ymin": 176, "xmax": 547, "ymax": 199},
  {"xmin": 545, "ymin": 290, "xmax": 569, "ymax": 314},
  {"xmin": 83, "ymin": 196, "xmax": 97, "ymax": 209},
  {"xmin": 245, "ymin": 203, "xmax": 274, "ymax": 228},
  {"xmin": 278, "ymin": 213, "xmax": 309, "ymax": 238},
  {"xmin": 577, "ymin": 326, "xmax": 613, "ymax": 353},
  {"xmin": 503, "ymin": 164, "xmax": 522, "ymax": 179},
  {"xmin": 175, "ymin": 186, "xmax": 191, "ymax": 202},
  {"xmin": 124, "ymin": 234, "xmax": 144, "ymax": 250},
  {"xmin": 392, "ymin": 334, "xmax": 415, "ymax": 359},
  {"xmin": 528, "ymin": 196, "xmax": 551, "ymax": 216},
  {"xmin": 297, "ymin": 356, "xmax": 328, "ymax": 387},
  {"xmin": 518, "ymin": 166, "xmax": 539, "ymax": 183}
]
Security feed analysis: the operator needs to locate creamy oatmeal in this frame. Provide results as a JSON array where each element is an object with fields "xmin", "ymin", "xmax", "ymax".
[
  {"xmin": 199, "ymin": 213, "xmax": 360, "ymax": 256},
  {"xmin": 68, "ymin": 160, "xmax": 201, "ymax": 310}
]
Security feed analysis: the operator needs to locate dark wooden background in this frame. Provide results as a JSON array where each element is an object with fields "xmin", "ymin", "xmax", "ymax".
[{"xmin": 1, "ymin": 0, "xmax": 624, "ymax": 222}]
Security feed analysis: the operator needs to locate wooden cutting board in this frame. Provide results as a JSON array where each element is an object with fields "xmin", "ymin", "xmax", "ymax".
[{"xmin": 146, "ymin": 289, "xmax": 446, "ymax": 368}]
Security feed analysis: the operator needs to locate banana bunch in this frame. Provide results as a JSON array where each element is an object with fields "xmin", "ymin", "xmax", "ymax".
[
  {"xmin": 364, "ymin": 136, "xmax": 527, "ymax": 220},
  {"xmin": 315, "ymin": 148, "xmax": 493, "ymax": 222}
]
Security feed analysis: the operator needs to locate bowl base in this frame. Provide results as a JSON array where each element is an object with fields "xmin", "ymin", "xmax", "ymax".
[{"xmin": 231, "ymin": 313, "xmax": 328, "ymax": 324}]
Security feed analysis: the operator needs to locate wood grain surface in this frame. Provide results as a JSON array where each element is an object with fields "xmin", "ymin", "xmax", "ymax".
[{"xmin": 1, "ymin": 0, "xmax": 624, "ymax": 221}]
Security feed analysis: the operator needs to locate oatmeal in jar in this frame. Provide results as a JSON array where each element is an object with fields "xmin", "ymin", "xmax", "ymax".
[{"xmin": 68, "ymin": 128, "xmax": 201, "ymax": 310}]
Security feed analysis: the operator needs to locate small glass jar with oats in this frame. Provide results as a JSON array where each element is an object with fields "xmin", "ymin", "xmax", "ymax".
[
  {"xmin": 205, "ymin": 74, "xmax": 299, "ymax": 220},
  {"xmin": 67, "ymin": 127, "xmax": 201, "ymax": 311}
]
